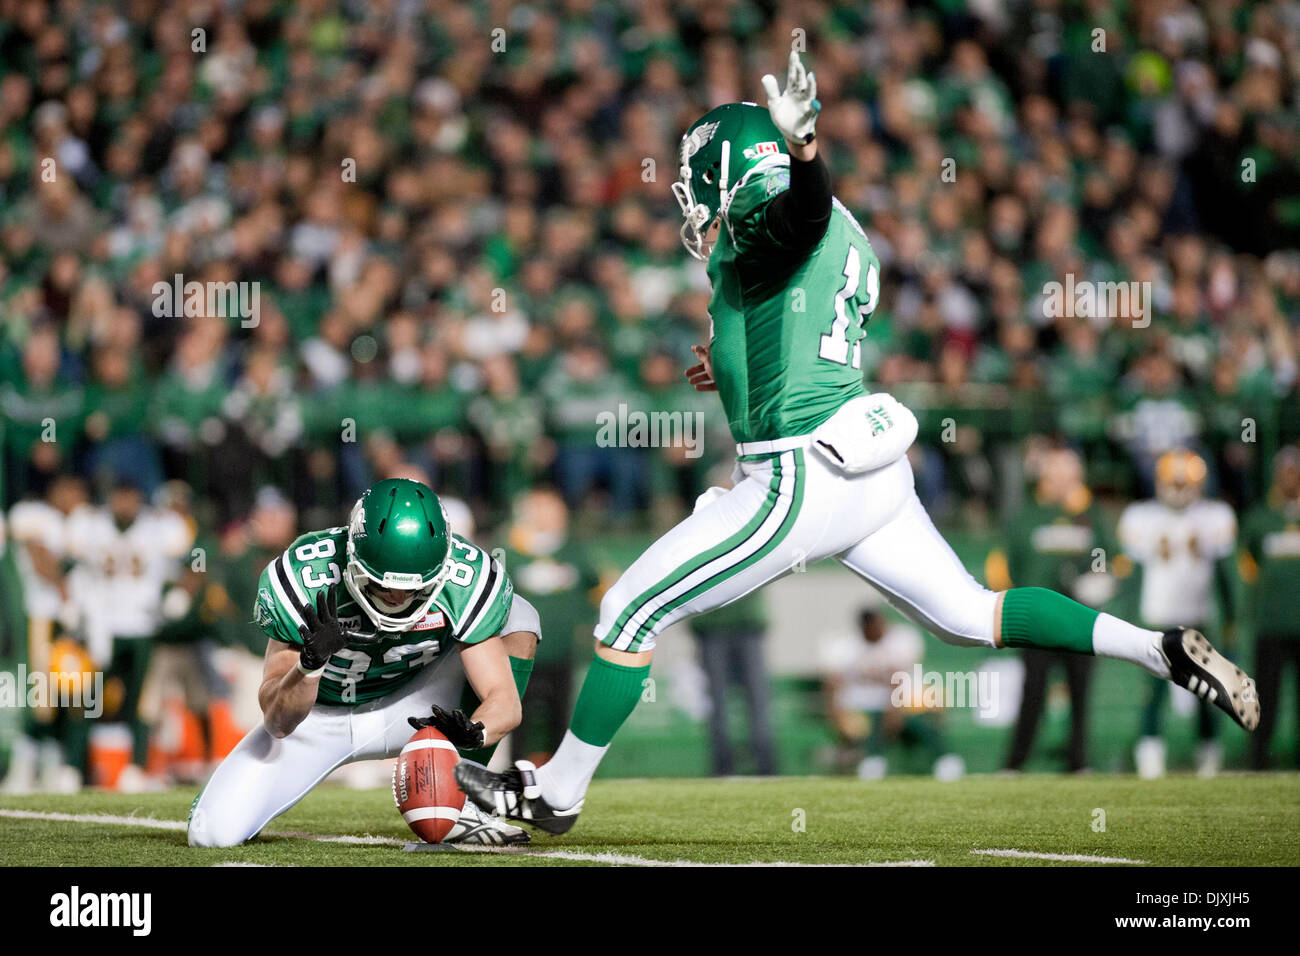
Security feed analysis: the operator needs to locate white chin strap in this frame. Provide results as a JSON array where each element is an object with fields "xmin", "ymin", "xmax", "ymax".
[{"xmin": 672, "ymin": 176, "xmax": 712, "ymax": 261}]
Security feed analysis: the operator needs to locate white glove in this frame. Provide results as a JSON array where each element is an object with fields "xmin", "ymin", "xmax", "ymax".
[{"xmin": 761, "ymin": 51, "xmax": 820, "ymax": 145}]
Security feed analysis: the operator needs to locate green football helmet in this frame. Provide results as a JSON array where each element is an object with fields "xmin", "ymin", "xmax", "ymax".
[
  {"xmin": 672, "ymin": 102, "xmax": 788, "ymax": 260},
  {"xmin": 343, "ymin": 478, "xmax": 454, "ymax": 632}
]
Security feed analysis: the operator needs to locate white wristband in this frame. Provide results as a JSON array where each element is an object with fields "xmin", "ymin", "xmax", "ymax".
[{"xmin": 297, "ymin": 658, "xmax": 326, "ymax": 679}]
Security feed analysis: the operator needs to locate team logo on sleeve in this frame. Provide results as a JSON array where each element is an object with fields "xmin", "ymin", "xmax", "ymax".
[{"xmin": 254, "ymin": 588, "xmax": 275, "ymax": 627}]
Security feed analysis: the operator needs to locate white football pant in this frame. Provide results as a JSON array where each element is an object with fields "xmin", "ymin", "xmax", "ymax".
[
  {"xmin": 187, "ymin": 648, "xmax": 469, "ymax": 848},
  {"xmin": 596, "ymin": 438, "xmax": 998, "ymax": 653}
]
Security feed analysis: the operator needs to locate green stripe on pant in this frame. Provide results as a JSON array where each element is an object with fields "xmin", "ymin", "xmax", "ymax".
[
  {"xmin": 606, "ymin": 453, "xmax": 786, "ymax": 645},
  {"xmin": 611, "ymin": 449, "xmax": 805, "ymax": 652}
]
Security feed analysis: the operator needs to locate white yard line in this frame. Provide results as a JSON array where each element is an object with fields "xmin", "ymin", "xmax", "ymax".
[
  {"xmin": 452, "ymin": 846, "xmax": 934, "ymax": 867},
  {"xmin": 971, "ymin": 848, "xmax": 1146, "ymax": 864},
  {"xmin": 0, "ymin": 808, "xmax": 187, "ymax": 831},
  {"xmin": 212, "ymin": 862, "xmax": 275, "ymax": 867},
  {"xmin": 0, "ymin": 809, "xmax": 932, "ymax": 867}
]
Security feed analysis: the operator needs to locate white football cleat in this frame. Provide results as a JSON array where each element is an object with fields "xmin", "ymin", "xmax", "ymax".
[
  {"xmin": 1135, "ymin": 736, "xmax": 1166, "ymax": 779},
  {"xmin": 856, "ymin": 755, "xmax": 888, "ymax": 780},
  {"xmin": 115, "ymin": 764, "xmax": 164, "ymax": 794},
  {"xmin": 1138, "ymin": 738, "xmax": 1170, "ymax": 780},
  {"xmin": 1196, "ymin": 741, "xmax": 1223, "ymax": 778},
  {"xmin": 442, "ymin": 796, "xmax": 531, "ymax": 846},
  {"xmin": 932, "ymin": 753, "xmax": 966, "ymax": 782}
]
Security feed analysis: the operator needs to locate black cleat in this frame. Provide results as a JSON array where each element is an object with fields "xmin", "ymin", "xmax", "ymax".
[
  {"xmin": 1160, "ymin": 628, "xmax": 1259, "ymax": 732},
  {"xmin": 454, "ymin": 760, "xmax": 582, "ymax": 835}
]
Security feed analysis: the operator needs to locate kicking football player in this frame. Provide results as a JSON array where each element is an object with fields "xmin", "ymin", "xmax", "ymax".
[
  {"xmin": 457, "ymin": 53, "xmax": 1260, "ymax": 832},
  {"xmin": 188, "ymin": 477, "xmax": 539, "ymax": 847}
]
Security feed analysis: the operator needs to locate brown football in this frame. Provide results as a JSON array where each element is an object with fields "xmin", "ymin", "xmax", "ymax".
[{"xmin": 392, "ymin": 726, "xmax": 464, "ymax": 843}]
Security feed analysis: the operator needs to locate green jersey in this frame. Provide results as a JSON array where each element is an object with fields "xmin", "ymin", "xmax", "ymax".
[
  {"xmin": 1005, "ymin": 494, "xmax": 1114, "ymax": 604},
  {"xmin": 707, "ymin": 168, "xmax": 878, "ymax": 443},
  {"xmin": 254, "ymin": 526, "xmax": 514, "ymax": 705},
  {"xmin": 1242, "ymin": 504, "xmax": 1300, "ymax": 638}
]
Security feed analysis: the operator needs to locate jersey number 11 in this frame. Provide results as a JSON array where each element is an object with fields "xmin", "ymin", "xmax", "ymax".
[{"xmin": 818, "ymin": 245, "xmax": 879, "ymax": 370}]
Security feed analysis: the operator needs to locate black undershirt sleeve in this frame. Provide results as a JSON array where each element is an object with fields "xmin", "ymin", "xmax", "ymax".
[{"xmin": 762, "ymin": 151, "xmax": 833, "ymax": 252}]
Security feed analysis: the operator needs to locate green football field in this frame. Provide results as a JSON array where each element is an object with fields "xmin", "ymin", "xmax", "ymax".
[{"xmin": 1, "ymin": 774, "xmax": 1297, "ymax": 867}]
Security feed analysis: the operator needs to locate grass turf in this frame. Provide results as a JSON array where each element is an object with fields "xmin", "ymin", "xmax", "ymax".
[{"xmin": 1, "ymin": 774, "xmax": 1297, "ymax": 866}]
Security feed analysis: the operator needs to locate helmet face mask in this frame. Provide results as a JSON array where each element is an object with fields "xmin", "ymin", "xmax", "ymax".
[
  {"xmin": 342, "ymin": 479, "xmax": 454, "ymax": 632},
  {"xmin": 673, "ymin": 103, "xmax": 788, "ymax": 260}
]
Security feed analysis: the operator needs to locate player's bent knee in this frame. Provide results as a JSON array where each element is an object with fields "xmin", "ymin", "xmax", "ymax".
[
  {"xmin": 926, "ymin": 586, "xmax": 999, "ymax": 648},
  {"xmin": 187, "ymin": 804, "xmax": 257, "ymax": 848},
  {"xmin": 890, "ymin": 582, "xmax": 998, "ymax": 649}
]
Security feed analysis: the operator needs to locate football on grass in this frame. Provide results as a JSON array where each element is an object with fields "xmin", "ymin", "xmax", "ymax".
[{"xmin": 392, "ymin": 726, "xmax": 464, "ymax": 843}]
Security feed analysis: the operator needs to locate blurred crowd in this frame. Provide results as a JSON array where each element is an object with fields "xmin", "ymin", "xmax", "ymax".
[
  {"xmin": 1, "ymin": 1, "xmax": 1299, "ymax": 785},
  {"xmin": 0, "ymin": 0, "xmax": 1297, "ymax": 534}
]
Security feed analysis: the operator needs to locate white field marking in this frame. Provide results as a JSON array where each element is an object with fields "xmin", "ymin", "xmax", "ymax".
[
  {"xmin": 212, "ymin": 862, "xmax": 275, "ymax": 867},
  {"xmin": 453, "ymin": 846, "xmax": 935, "ymax": 867},
  {"xmin": 263, "ymin": 829, "xmax": 404, "ymax": 845},
  {"xmin": 971, "ymin": 848, "xmax": 1146, "ymax": 864},
  {"xmin": 0, "ymin": 808, "xmax": 187, "ymax": 831},
  {"xmin": 0, "ymin": 809, "xmax": 933, "ymax": 867}
]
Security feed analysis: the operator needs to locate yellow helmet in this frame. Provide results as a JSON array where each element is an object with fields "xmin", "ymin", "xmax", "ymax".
[
  {"xmin": 48, "ymin": 637, "xmax": 95, "ymax": 701},
  {"xmin": 1155, "ymin": 449, "xmax": 1207, "ymax": 509}
]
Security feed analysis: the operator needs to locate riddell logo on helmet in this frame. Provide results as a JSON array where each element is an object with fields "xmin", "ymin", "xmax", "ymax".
[{"xmin": 381, "ymin": 572, "xmax": 424, "ymax": 586}]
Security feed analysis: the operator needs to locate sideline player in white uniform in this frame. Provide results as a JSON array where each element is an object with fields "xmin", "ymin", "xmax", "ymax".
[
  {"xmin": 457, "ymin": 53, "xmax": 1259, "ymax": 833},
  {"xmin": 65, "ymin": 479, "xmax": 193, "ymax": 785},
  {"xmin": 3, "ymin": 475, "xmax": 89, "ymax": 792},
  {"xmin": 187, "ymin": 478, "xmax": 541, "ymax": 847},
  {"xmin": 1119, "ymin": 450, "xmax": 1238, "ymax": 777}
]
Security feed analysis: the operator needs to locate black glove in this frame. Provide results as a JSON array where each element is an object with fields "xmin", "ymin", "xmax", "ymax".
[
  {"xmin": 407, "ymin": 705, "xmax": 485, "ymax": 750},
  {"xmin": 297, "ymin": 586, "xmax": 347, "ymax": 672}
]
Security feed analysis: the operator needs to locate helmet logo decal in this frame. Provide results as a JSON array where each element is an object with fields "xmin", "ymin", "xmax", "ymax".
[
  {"xmin": 348, "ymin": 500, "xmax": 367, "ymax": 540},
  {"xmin": 743, "ymin": 141, "xmax": 780, "ymax": 159},
  {"xmin": 680, "ymin": 120, "xmax": 720, "ymax": 164}
]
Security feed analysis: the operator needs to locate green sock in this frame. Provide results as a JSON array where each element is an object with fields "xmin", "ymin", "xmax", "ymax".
[
  {"xmin": 570, "ymin": 653, "xmax": 651, "ymax": 747},
  {"xmin": 461, "ymin": 656, "xmax": 535, "ymax": 766},
  {"xmin": 1000, "ymin": 587, "xmax": 1097, "ymax": 654}
]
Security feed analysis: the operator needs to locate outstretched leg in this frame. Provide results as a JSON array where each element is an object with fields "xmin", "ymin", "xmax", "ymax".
[{"xmin": 836, "ymin": 492, "xmax": 1258, "ymax": 731}]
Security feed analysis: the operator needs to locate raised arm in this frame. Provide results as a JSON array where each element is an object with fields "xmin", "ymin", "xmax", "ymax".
[{"xmin": 760, "ymin": 51, "xmax": 831, "ymax": 251}]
